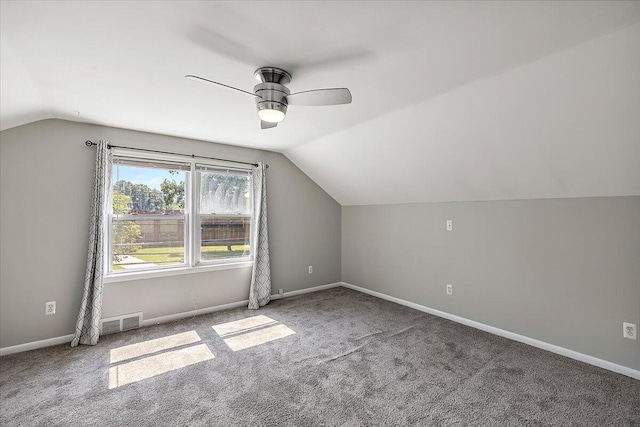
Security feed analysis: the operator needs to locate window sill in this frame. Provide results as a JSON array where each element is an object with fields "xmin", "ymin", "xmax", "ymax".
[{"xmin": 103, "ymin": 261, "xmax": 254, "ymax": 284}]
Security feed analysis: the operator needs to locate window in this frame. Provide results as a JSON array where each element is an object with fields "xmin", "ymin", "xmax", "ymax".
[
  {"xmin": 197, "ymin": 165, "xmax": 252, "ymax": 264},
  {"xmin": 108, "ymin": 152, "xmax": 252, "ymax": 275}
]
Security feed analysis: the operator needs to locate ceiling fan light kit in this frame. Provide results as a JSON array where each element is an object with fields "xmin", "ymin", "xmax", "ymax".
[
  {"xmin": 186, "ymin": 66, "xmax": 351, "ymax": 129},
  {"xmin": 257, "ymin": 103, "xmax": 286, "ymax": 123}
]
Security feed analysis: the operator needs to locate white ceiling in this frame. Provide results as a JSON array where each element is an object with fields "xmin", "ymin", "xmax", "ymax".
[{"xmin": 2, "ymin": 1, "xmax": 639, "ymax": 204}]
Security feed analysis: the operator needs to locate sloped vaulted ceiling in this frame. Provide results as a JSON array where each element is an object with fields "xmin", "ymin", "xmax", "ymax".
[
  {"xmin": 287, "ymin": 21, "xmax": 640, "ymax": 205},
  {"xmin": 1, "ymin": 1, "xmax": 639, "ymax": 205}
]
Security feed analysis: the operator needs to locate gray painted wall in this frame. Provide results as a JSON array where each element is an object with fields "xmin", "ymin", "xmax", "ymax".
[
  {"xmin": 342, "ymin": 197, "xmax": 640, "ymax": 370},
  {"xmin": 0, "ymin": 119, "xmax": 341, "ymax": 348},
  {"xmin": 2, "ymin": 119, "xmax": 637, "ymax": 374}
]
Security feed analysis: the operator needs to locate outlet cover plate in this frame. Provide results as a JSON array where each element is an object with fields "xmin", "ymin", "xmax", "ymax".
[
  {"xmin": 45, "ymin": 301, "xmax": 56, "ymax": 315},
  {"xmin": 623, "ymin": 322, "xmax": 637, "ymax": 340},
  {"xmin": 446, "ymin": 284, "xmax": 453, "ymax": 295}
]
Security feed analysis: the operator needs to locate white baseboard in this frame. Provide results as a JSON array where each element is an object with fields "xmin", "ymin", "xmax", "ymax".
[
  {"xmin": 340, "ymin": 282, "xmax": 640, "ymax": 380},
  {"xmin": 0, "ymin": 334, "xmax": 75, "ymax": 356},
  {"xmin": 271, "ymin": 282, "xmax": 342, "ymax": 300},
  {"xmin": 143, "ymin": 300, "xmax": 250, "ymax": 327},
  {"xmin": 0, "ymin": 282, "xmax": 343, "ymax": 356},
  {"xmin": 6, "ymin": 281, "xmax": 635, "ymax": 381},
  {"xmin": 145, "ymin": 282, "xmax": 343, "ymax": 326}
]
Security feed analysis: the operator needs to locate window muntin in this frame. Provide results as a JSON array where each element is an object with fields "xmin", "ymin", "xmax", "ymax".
[
  {"xmin": 197, "ymin": 166, "xmax": 252, "ymax": 264},
  {"xmin": 107, "ymin": 155, "xmax": 253, "ymax": 275}
]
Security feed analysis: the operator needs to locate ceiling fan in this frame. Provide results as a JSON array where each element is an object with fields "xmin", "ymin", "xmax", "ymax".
[{"xmin": 186, "ymin": 67, "xmax": 352, "ymax": 129}]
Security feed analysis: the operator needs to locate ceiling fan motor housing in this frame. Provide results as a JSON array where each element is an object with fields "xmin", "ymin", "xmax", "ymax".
[
  {"xmin": 253, "ymin": 83, "xmax": 290, "ymax": 119},
  {"xmin": 254, "ymin": 68, "xmax": 292, "ymax": 121}
]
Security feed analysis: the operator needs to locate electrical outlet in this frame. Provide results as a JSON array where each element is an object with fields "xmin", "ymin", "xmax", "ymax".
[
  {"xmin": 623, "ymin": 322, "xmax": 637, "ymax": 340},
  {"xmin": 308, "ymin": 266, "xmax": 313, "ymax": 274},
  {"xmin": 446, "ymin": 220, "xmax": 453, "ymax": 231},
  {"xmin": 45, "ymin": 301, "xmax": 56, "ymax": 315},
  {"xmin": 446, "ymin": 284, "xmax": 453, "ymax": 295},
  {"xmin": 279, "ymin": 289, "xmax": 284, "ymax": 297}
]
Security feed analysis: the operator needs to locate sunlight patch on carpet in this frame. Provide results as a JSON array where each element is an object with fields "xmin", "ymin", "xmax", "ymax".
[
  {"xmin": 212, "ymin": 315, "xmax": 296, "ymax": 351},
  {"xmin": 110, "ymin": 330, "xmax": 201, "ymax": 363},
  {"xmin": 108, "ymin": 344, "xmax": 214, "ymax": 389}
]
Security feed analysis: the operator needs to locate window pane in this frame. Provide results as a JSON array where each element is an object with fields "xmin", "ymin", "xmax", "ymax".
[
  {"xmin": 112, "ymin": 218, "xmax": 185, "ymax": 271},
  {"xmin": 199, "ymin": 170, "xmax": 251, "ymax": 215},
  {"xmin": 200, "ymin": 216, "xmax": 250, "ymax": 261},
  {"xmin": 112, "ymin": 162, "xmax": 188, "ymax": 215}
]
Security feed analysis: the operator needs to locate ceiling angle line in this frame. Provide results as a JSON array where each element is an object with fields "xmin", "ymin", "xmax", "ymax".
[{"xmin": 84, "ymin": 140, "xmax": 268, "ymax": 168}]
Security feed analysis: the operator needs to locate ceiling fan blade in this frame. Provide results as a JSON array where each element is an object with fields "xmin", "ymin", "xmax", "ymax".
[
  {"xmin": 287, "ymin": 88, "xmax": 352, "ymax": 106},
  {"xmin": 185, "ymin": 75, "xmax": 259, "ymax": 98},
  {"xmin": 261, "ymin": 120, "xmax": 277, "ymax": 130}
]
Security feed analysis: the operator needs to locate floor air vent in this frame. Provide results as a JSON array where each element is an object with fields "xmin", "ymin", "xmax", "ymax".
[{"xmin": 100, "ymin": 312, "xmax": 143, "ymax": 335}]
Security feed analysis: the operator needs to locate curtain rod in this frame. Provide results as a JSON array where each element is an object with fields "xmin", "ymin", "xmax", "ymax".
[{"xmin": 84, "ymin": 140, "xmax": 267, "ymax": 168}]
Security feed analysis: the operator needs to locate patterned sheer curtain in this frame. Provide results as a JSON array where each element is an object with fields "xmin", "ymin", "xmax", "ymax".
[
  {"xmin": 248, "ymin": 162, "xmax": 271, "ymax": 309},
  {"xmin": 71, "ymin": 140, "xmax": 112, "ymax": 347}
]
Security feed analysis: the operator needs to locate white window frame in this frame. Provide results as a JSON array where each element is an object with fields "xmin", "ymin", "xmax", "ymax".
[{"xmin": 104, "ymin": 149, "xmax": 254, "ymax": 280}]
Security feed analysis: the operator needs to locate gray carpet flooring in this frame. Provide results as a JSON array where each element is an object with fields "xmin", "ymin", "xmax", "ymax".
[{"xmin": 1, "ymin": 287, "xmax": 638, "ymax": 426}]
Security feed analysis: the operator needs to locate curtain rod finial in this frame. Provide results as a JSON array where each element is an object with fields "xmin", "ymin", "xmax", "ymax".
[{"xmin": 85, "ymin": 140, "xmax": 94, "ymax": 147}]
